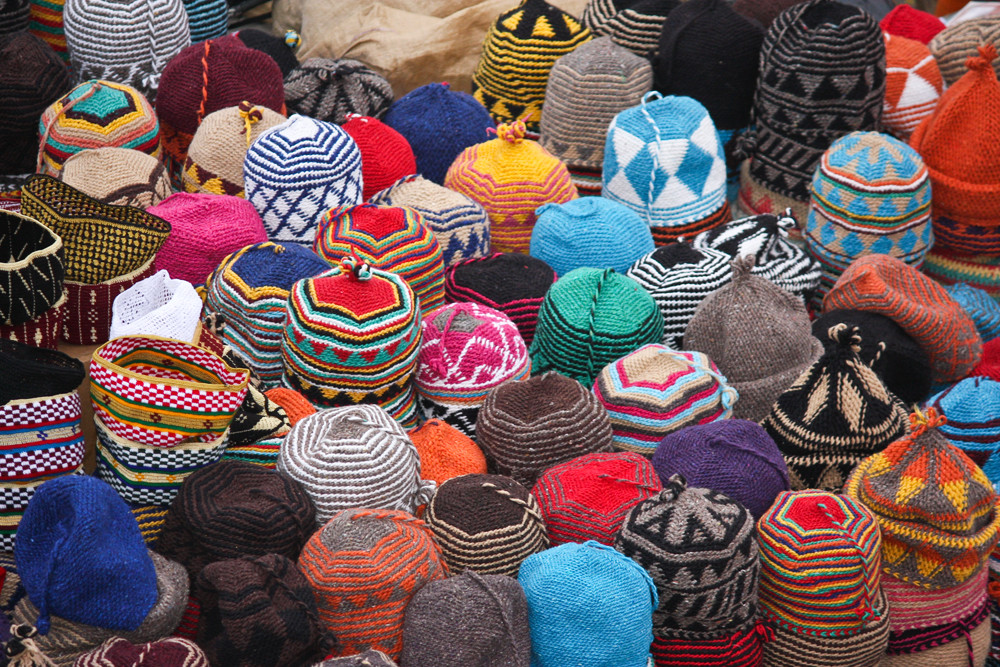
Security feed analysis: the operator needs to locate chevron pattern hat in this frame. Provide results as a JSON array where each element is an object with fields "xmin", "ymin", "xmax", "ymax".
[{"xmin": 284, "ymin": 58, "xmax": 394, "ymax": 125}]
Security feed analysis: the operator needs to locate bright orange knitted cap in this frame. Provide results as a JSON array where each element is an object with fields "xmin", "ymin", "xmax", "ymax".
[
  {"xmin": 263, "ymin": 387, "xmax": 316, "ymax": 426},
  {"xmin": 407, "ymin": 419, "xmax": 487, "ymax": 485}
]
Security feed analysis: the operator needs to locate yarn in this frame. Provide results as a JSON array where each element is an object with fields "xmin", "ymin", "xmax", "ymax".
[
  {"xmin": 284, "ymin": 58, "xmax": 394, "ymax": 125},
  {"xmin": 341, "ymin": 115, "xmax": 416, "ymax": 201}
]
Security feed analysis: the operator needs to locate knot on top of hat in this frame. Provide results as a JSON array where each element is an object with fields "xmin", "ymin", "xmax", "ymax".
[
  {"xmin": 731, "ymin": 254, "xmax": 757, "ymax": 282},
  {"xmin": 828, "ymin": 323, "xmax": 863, "ymax": 354},
  {"xmin": 5, "ymin": 624, "xmax": 55, "ymax": 667},
  {"xmin": 495, "ymin": 120, "xmax": 527, "ymax": 144},
  {"xmin": 967, "ymin": 44, "xmax": 998, "ymax": 73},
  {"xmin": 662, "ymin": 473, "xmax": 688, "ymax": 501},
  {"xmin": 339, "ymin": 252, "xmax": 372, "ymax": 281},
  {"xmin": 284, "ymin": 30, "xmax": 301, "ymax": 49},
  {"xmin": 908, "ymin": 405, "xmax": 947, "ymax": 436},
  {"xmin": 238, "ymin": 101, "xmax": 264, "ymax": 149}
]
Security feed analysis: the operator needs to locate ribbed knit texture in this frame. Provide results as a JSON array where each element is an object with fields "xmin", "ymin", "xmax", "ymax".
[
  {"xmin": 340, "ymin": 115, "xmax": 416, "ymax": 202},
  {"xmin": 582, "ymin": 0, "xmax": 677, "ymax": 56},
  {"xmin": 0, "ymin": 0, "xmax": 29, "ymax": 33},
  {"xmin": 60, "ymin": 147, "xmax": 171, "ymax": 208},
  {"xmin": 882, "ymin": 34, "xmax": 942, "ymax": 142},
  {"xmin": 650, "ymin": 622, "xmax": 764, "ymax": 667},
  {"xmin": 924, "ymin": 249, "xmax": 1000, "ymax": 300},
  {"xmin": 406, "ymin": 419, "xmax": 487, "ymax": 485},
  {"xmin": 181, "ymin": 0, "xmax": 226, "ymax": 43},
  {"xmin": 880, "ymin": 4, "xmax": 945, "ymax": 44},
  {"xmin": 75, "ymin": 637, "xmax": 209, "ymax": 667},
  {"xmin": 0, "ymin": 208, "xmax": 64, "ymax": 327},
  {"xmin": 28, "ymin": 0, "xmax": 67, "ymax": 61},
  {"xmin": 929, "ymin": 17, "xmax": 1000, "ymax": 86},
  {"xmin": 948, "ymin": 282, "xmax": 1000, "ymax": 342},
  {"xmin": 284, "ymin": 58, "xmax": 393, "ymax": 125}
]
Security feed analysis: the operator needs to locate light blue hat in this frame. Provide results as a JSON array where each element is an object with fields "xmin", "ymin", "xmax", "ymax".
[
  {"xmin": 946, "ymin": 282, "xmax": 1000, "ymax": 343},
  {"xmin": 930, "ymin": 376, "xmax": 1000, "ymax": 486}
]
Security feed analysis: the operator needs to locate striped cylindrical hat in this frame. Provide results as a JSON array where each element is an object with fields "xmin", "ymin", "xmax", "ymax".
[
  {"xmin": 882, "ymin": 34, "xmax": 942, "ymax": 142},
  {"xmin": 181, "ymin": 0, "xmax": 227, "ymax": 43},
  {"xmin": 582, "ymin": 0, "xmax": 674, "ymax": 56}
]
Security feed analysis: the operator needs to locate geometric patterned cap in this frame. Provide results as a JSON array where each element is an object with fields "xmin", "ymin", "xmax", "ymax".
[{"xmin": 882, "ymin": 33, "xmax": 943, "ymax": 142}]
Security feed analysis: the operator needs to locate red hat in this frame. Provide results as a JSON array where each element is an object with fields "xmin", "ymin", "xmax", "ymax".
[
  {"xmin": 880, "ymin": 4, "xmax": 945, "ymax": 44},
  {"xmin": 341, "ymin": 115, "xmax": 417, "ymax": 201}
]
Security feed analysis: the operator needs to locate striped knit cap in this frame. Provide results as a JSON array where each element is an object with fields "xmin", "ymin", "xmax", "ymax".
[
  {"xmin": 298, "ymin": 508, "xmax": 449, "ymax": 660},
  {"xmin": 532, "ymin": 451, "xmax": 662, "ymax": 545},
  {"xmin": 582, "ymin": 0, "xmax": 677, "ymax": 57},
  {"xmin": 444, "ymin": 252, "xmax": 555, "ymax": 346},
  {"xmin": 882, "ymin": 34, "xmax": 942, "ymax": 142},
  {"xmin": 415, "ymin": 302, "xmax": 530, "ymax": 439},
  {"xmin": 313, "ymin": 204, "xmax": 445, "ymax": 316},
  {"xmin": 762, "ymin": 323, "xmax": 909, "ymax": 492},
  {"xmin": 277, "ymin": 405, "xmax": 435, "ymax": 524},
  {"xmin": 539, "ymin": 36, "xmax": 652, "ymax": 196},
  {"xmin": 444, "ymin": 120, "xmax": 577, "ymax": 254},
  {"xmin": 602, "ymin": 93, "xmax": 730, "ymax": 246},
  {"xmin": 181, "ymin": 0, "xmax": 226, "ymax": 43},
  {"xmin": 407, "ymin": 419, "xmax": 487, "ymax": 485},
  {"xmin": 425, "ymin": 473, "xmax": 548, "ymax": 577},
  {"xmin": 341, "ymin": 115, "xmax": 416, "ymax": 202},
  {"xmin": 245, "ymin": 115, "xmax": 363, "ymax": 247},
  {"xmin": 59, "ymin": 148, "xmax": 171, "ymax": 208},
  {"xmin": 928, "ymin": 17, "xmax": 1000, "ymax": 87},
  {"xmin": 805, "ymin": 132, "xmax": 932, "ymax": 303},
  {"xmin": 947, "ymin": 282, "xmax": 1000, "ymax": 343},
  {"xmin": 880, "ymin": 4, "xmax": 945, "ymax": 45},
  {"xmin": 0, "ymin": 0, "xmax": 29, "ymax": 33},
  {"xmin": 280, "ymin": 258, "xmax": 421, "ymax": 424},
  {"xmin": 28, "ymin": 0, "xmax": 67, "ymax": 61},
  {"xmin": 756, "ymin": 490, "xmax": 890, "ymax": 667},
  {"xmin": 284, "ymin": 58, "xmax": 394, "ymax": 125},
  {"xmin": 204, "ymin": 241, "xmax": 328, "ymax": 385},
  {"xmin": 845, "ymin": 408, "xmax": 1000, "ymax": 590},
  {"xmin": 369, "ymin": 175, "xmax": 490, "ymax": 268},
  {"xmin": 823, "ymin": 254, "xmax": 983, "ymax": 384},
  {"xmin": 931, "ymin": 378, "xmax": 1000, "ymax": 486},
  {"xmin": 923, "ymin": 250, "xmax": 1000, "ymax": 301},
  {"xmin": 593, "ymin": 344, "xmax": 738, "ymax": 455},
  {"xmin": 63, "ymin": 0, "xmax": 189, "ymax": 103},
  {"xmin": 471, "ymin": 0, "xmax": 591, "ymax": 133},
  {"xmin": 182, "ymin": 103, "xmax": 286, "ymax": 198},
  {"xmin": 530, "ymin": 267, "xmax": 663, "ymax": 386},
  {"xmin": 37, "ymin": 80, "xmax": 161, "ymax": 177},
  {"xmin": 478, "ymin": 372, "xmax": 614, "ymax": 487},
  {"xmin": 75, "ymin": 637, "xmax": 209, "ymax": 667}
]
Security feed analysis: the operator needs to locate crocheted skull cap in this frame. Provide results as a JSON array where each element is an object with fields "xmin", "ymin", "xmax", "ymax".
[
  {"xmin": 931, "ymin": 377, "xmax": 1000, "ymax": 468},
  {"xmin": 284, "ymin": 57, "xmax": 394, "ymax": 125},
  {"xmin": 406, "ymin": 419, "xmax": 487, "ymax": 485},
  {"xmin": 59, "ymin": 147, "xmax": 171, "ymax": 208},
  {"xmin": 340, "ymin": 115, "xmax": 416, "ymax": 201}
]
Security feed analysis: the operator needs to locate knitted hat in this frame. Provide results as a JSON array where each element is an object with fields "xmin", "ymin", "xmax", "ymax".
[
  {"xmin": 407, "ymin": 419, "xmax": 487, "ymax": 485},
  {"xmin": 529, "ymin": 198, "xmax": 655, "ymax": 277},
  {"xmin": 0, "ymin": 338, "xmax": 83, "ymax": 405},
  {"xmin": 62, "ymin": 0, "xmax": 189, "ymax": 102},
  {"xmin": 732, "ymin": 0, "xmax": 798, "ymax": 29},
  {"xmin": 277, "ymin": 405, "xmax": 435, "ymax": 524},
  {"xmin": 603, "ymin": 93, "xmax": 730, "ymax": 245},
  {"xmin": 75, "ymin": 637, "xmax": 208, "ymax": 667},
  {"xmin": 244, "ymin": 114, "xmax": 363, "ymax": 247},
  {"xmin": 756, "ymin": 490, "xmax": 890, "ymax": 666},
  {"xmin": 59, "ymin": 148, "xmax": 171, "ymax": 208},
  {"xmin": 880, "ymin": 4, "xmax": 945, "ymax": 44},
  {"xmin": 196, "ymin": 554, "xmax": 332, "ymax": 667},
  {"xmin": 805, "ymin": 131, "xmax": 932, "ymax": 303},
  {"xmin": 181, "ymin": 102, "xmax": 286, "ymax": 198},
  {"xmin": 415, "ymin": 302, "xmax": 530, "ymax": 438},
  {"xmin": 518, "ymin": 540, "xmax": 658, "ymax": 667},
  {"xmin": 424, "ymin": 473, "xmax": 548, "ymax": 577},
  {"xmin": 947, "ymin": 282, "xmax": 1000, "ymax": 343},
  {"xmin": 0, "ymin": 209, "xmax": 64, "ymax": 328},
  {"xmin": 923, "ymin": 248, "xmax": 1000, "ymax": 300},
  {"xmin": 444, "ymin": 252, "xmax": 555, "ymax": 345},
  {"xmin": 532, "ymin": 452, "xmax": 662, "ymax": 545},
  {"xmin": 204, "ymin": 241, "xmax": 328, "ymax": 385},
  {"xmin": 593, "ymin": 345, "xmax": 737, "ymax": 455},
  {"xmin": 28, "ymin": 0, "xmax": 67, "ymax": 61},
  {"xmin": 313, "ymin": 204, "xmax": 445, "ymax": 316},
  {"xmin": 220, "ymin": 383, "xmax": 291, "ymax": 463},
  {"xmin": 823, "ymin": 254, "xmax": 983, "ymax": 383},
  {"xmin": 0, "ymin": 30, "xmax": 72, "ymax": 176},
  {"xmin": 476, "ymin": 371, "xmax": 615, "ymax": 487},
  {"xmin": 265, "ymin": 386, "xmax": 315, "ymax": 426},
  {"xmin": 235, "ymin": 29, "xmax": 298, "ymax": 77},
  {"xmin": 930, "ymin": 378, "xmax": 1000, "ymax": 475},
  {"xmin": 0, "ymin": 0, "xmax": 29, "ymax": 33},
  {"xmin": 284, "ymin": 58, "xmax": 394, "ymax": 125},
  {"xmin": 400, "ymin": 571, "xmax": 530, "ymax": 667},
  {"xmin": 472, "ymin": 0, "xmax": 591, "ymax": 133},
  {"xmin": 683, "ymin": 255, "xmax": 824, "ymax": 422},
  {"xmin": 341, "ymin": 115, "xmax": 416, "ymax": 201},
  {"xmin": 539, "ymin": 36, "xmax": 653, "ymax": 196},
  {"xmin": 298, "ymin": 509, "xmax": 450, "ymax": 660},
  {"xmin": 316, "ymin": 652, "xmax": 397, "ymax": 667},
  {"xmin": 530, "ymin": 267, "xmax": 663, "ymax": 386},
  {"xmin": 844, "ymin": 407, "xmax": 1000, "ymax": 590},
  {"xmin": 445, "ymin": 119, "xmax": 577, "ymax": 254},
  {"xmin": 0, "ymin": 290, "xmax": 66, "ymax": 349},
  {"xmin": 929, "ymin": 17, "xmax": 1000, "ymax": 86},
  {"xmin": 368, "ymin": 175, "xmax": 490, "ymax": 268},
  {"xmin": 651, "ymin": 419, "xmax": 789, "ymax": 519},
  {"xmin": 382, "ymin": 82, "xmax": 494, "ymax": 187},
  {"xmin": 881, "ymin": 34, "xmax": 943, "ymax": 142},
  {"xmin": 37, "ymin": 80, "xmax": 161, "ymax": 177},
  {"xmin": 108, "ymin": 270, "xmax": 202, "ymax": 344},
  {"xmin": 582, "ymin": 0, "xmax": 677, "ymax": 56}
]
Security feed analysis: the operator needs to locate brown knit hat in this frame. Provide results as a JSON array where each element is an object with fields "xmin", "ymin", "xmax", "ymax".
[
  {"xmin": 929, "ymin": 17, "xmax": 1000, "ymax": 86},
  {"xmin": 59, "ymin": 147, "xmax": 171, "ymax": 208},
  {"xmin": 683, "ymin": 256, "xmax": 823, "ymax": 422}
]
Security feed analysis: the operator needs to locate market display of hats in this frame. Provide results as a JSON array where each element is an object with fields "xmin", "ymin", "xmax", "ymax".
[
  {"xmin": 947, "ymin": 282, "xmax": 1000, "ymax": 343},
  {"xmin": 284, "ymin": 58, "xmax": 394, "ymax": 125},
  {"xmin": 881, "ymin": 34, "xmax": 943, "ymax": 142},
  {"xmin": 59, "ymin": 147, "xmax": 172, "ymax": 208},
  {"xmin": 406, "ymin": 419, "xmax": 487, "ymax": 485},
  {"xmin": 108, "ymin": 269, "xmax": 203, "ymax": 344},
  {"xmin": 341, "ymin": 115, "xmax": 416, "ymax": 201},
  {"xmin": 582, "ymin": 0, "xmax": 677, "ymax": 56},
  {"xmin": 880, "ymin": 4, "xmax": 945, "ymax": 44}
]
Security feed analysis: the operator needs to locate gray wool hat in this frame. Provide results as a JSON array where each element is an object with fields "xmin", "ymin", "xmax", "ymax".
[{"xmin": 314, "ymin": 651, "xmax": 398, "ymax": 666}]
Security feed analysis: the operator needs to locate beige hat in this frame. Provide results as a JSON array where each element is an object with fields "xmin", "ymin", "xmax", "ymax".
[{"xmin": 58, "ymin": 147, "xmax": 172, "ymax": 208}]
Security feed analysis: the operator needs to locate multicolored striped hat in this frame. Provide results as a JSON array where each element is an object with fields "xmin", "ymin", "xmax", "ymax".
[
  {"xmin": 930, "ymin": 377, "xmax": 1000, "ymax": 474},
  {"xmin": 593, "ymin": 344, "xmax": 737, "ymax": 456},
  {"xmin": 923, "ymin": 248, "xmax": 1000, "ymax": 301},
  {"xmin": 946, "ymin": 282, "xmax": 1000, "ymax": 343},
  {"xmin": 314, "ymin": 204, "xmax": 445, "ymax": 317},
  {"xmin": 279, "ymin": 257, "xmax": 422, "ymax": 425},
  {"xmin": 28, "ymin": 0, "xmax": 68, "ymax": 61}
]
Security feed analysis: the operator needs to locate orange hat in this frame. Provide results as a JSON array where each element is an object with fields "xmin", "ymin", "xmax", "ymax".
[
  {"xmin": 407, "ymin": 419, "xmax": 487, "ymax": 485},
  {"xmin": 883, "ymin": 34, "xmax": 943, "ymax": 141},
  {"xmin": 263, "ymin": 387, "xmax": 316, "ymax": 426}
]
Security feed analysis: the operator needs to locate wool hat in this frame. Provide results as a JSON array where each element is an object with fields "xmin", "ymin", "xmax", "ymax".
[
  {"xmin": 880, "ymin": 4, "xmax": 945, "ymax": 44},
  {"xmin": 415, "ymin": 302, "xmax": 530, "ymax": 438},
  {"xmin": 582, "ymin": 0, "xmax": 677, "ymax": 56},
  {"xmin": 811, "ymin": 309, "xmax": 933, "ymax": 405},
  {"xmin": 75, "ymin": 637, "xmax": 208, "ymax": 667},
  {"xmin": 603, "ymin": 93, "xmax": 730, "ymax": 245},
  {"xmin": 284, "ymin": 58, "xmax": 393, "ymax": 125},
  {"xmin": 923, "ymin": 249, "xmax": 1000, "ymax": 300},
  {"xmin": 445, "ymin": 119, "xmax": 577, "ymax": 254},
  {"xmin": 244, "ymin": 114, "xmax": 363, "ymax": 247},
  {"xmin": 181, "ymin": 102, "xmax": 286, "ymax": 198},
  {"xmin": 0, "ymin": 0, "xmax": 29, "ymax": 33},
  {"xmin": 530, "ymin": 267, "xmax": 663, "ymax": 386},
  {"xmin": 280, "ymin": 258, "xmax": 421, "ymax": 424},
  {"xmin": 0, "ymin": 338, "xmax": 82, "ymax": 407},
  {"xmin": 0, "ymin": 30, "xmax": 72, "ymax": 176},
  {"xmin": 529, "ymin": 198, "xmax": 655, "ymax": 277},
  {"xmin": 805, "ymin": 131, "xmax": 933, "ymax": 303},
  {"xmin": 59, "ymin": 148, "xmax": 171, "ymax": 208},
  {"xmin": 37, "ymin": 80, "xmax": 161, "ymax": 177},
  {"xmin": 476, "ymin": 371, "xmax": 615, "ymax": 487},
  {"xmin": 824, "ymin": 254, "xmax": 983, "ymax": 383},
  {"xmin": 220, "ymin": 384, "xmax": 292, "ymax": 465},
  {"xmin": 532, "ymin": 451, "xmax": 662, "ymax": 546},
  {"xmin": 0, "ymin": 289, "xmax": 66, "ymax": 349},
  {"xmin": 845, "ymin": 408, "xmax": 1000, "ymax": 590},
  {"xmin": 27, "ymin": 0, "xmax": 67, "ymax": 61},
  {"xmin": 0, "ymin": 209, "xmax": 64, "ymax": 328},
  {"xmin": 313, "ymin": 204, "xmax": 445, "ymax": 316},
  {"xmin": 539, "ymin": 37, "xmax": 653, "ymax": 196},
  {"xmin": 931, "ymin": 378, "xmax": 1000, "ymax": 483},
  {"xmin": 683, "ymin": 255, "xmax": 824, "ymax": 422},
  {"xmin": 756, "ymin": 490, "xmax": 890, "ymax": 667},
  {"xmin": 316, "ymin": 652, "xmax": 398, "ymax": 667},
  {"xmin": 298, "ymin": 509, "xmax": 450, "ymax": 660},
  {"xmin": 929, "ymin": 17, "xmax": 1000, "ymax": 86},
  {"xmin": 651, "ymin": 419, "xmax": 789, "ymax": 520},
  {"xmin": 407, "ymin": 419, "xmax": 487, "ymax": 485},
  {"xmin": 341, "ymin": 115, "xmax": 416, "ymax": 201},
  {"xmin": 518, "ymin": 540, "xmax": 658, "ymax": 667},
  {"xmin": 948, "ymin": 282, "xmax": 1000, "ymax": 343},
  {"xmin": 731, "ymin": 0, "xmax": 798, "ymax": 29},
  {"xmin": 180, "ymin": 0, "xmax": 226, "ymax": 44},
  {"xmin": 265, "ymin": 386, "xmax": 316, "ymax": 426},
  {"xmin": 235, "ymin": 29, "xmax": 298, "ymax": 78},
  {"xmin": 369, "ymin": 175, "xmax": 490, "ymax": 268},
  {"xmin": 594, "ymin": 345, "xmax": 738, "ymax": 455},
  {"xmin": 204, "ymin": 241, "xmax": 328, "ymax": 385},
  {"xmin": 882, "ymin": 34, "xmax": 943, "ymax": 142},
  {"xmin": 444, "ymin": 252, "xmax": 555, "ymax": 345},
  {"xmin": 196, "ymin": 554, "xmax": 332, "ymax": 667},
  {"xmin": 62, "ymin": 0, "xmax": 189, "ymax": 102},
  {"xmin": 277, "ymin": 405, "xmax": 435, "ymax": 524},
  {"xmin": 424, "ymin": 473, "xmax": 548, "ymax": 577},
  {"xmin": 108, "ymin": 270, "xmax": 202, "ymax": 344},
  {"xmin": 472, "ymin": 0, "xmax": 591, "ymax": 133}
]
